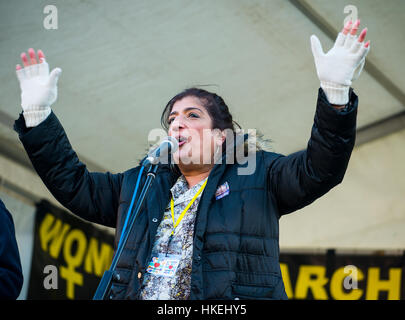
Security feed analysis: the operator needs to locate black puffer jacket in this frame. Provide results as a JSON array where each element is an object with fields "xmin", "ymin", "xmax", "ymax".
[
  {"xmin": 14, "ymin": 88, "xmax": 358, "ymax": 300},
  {"xmin": 0, "ymin": 199, "xmax": 23, "ymax": 299}
]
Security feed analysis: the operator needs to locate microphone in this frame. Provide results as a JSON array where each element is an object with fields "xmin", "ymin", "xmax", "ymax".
[{"xmin": 143, "ymin": 136, "xmax": 179, "ymax": 166}]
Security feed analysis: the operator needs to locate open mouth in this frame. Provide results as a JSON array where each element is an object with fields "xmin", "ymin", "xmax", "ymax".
[{"xmin": 178, "ymin": 136, "xmax": 190, "ymax": 147}]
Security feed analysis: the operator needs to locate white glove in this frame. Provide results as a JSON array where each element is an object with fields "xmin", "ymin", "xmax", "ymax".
[
  {"xmin": 16, "ymin": 58, "xmax": 62, "ymax": 127},
  {"xmin": 311, "ymin": 32, "xmax": 370, "ymax": 105}
]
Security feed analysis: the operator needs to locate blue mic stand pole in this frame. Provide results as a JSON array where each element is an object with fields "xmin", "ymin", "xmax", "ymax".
[{"xmin": 93, "ymin": 163, "xmax": 158, "ymax": 300}]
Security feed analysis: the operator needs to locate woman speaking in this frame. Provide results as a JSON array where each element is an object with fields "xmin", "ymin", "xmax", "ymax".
[{"xmin": 14, "ymin": 20, "xmax": 369, "ymax": 300}]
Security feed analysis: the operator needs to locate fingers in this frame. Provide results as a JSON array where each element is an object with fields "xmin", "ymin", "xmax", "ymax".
[
  {"xmin": 350, "ymin": 26, "xmax": 370, "ymax": 54},
  {"xmin": 28, "ymin": 48, "xmax": 37, "ymax": 64},
  {"xmin": 341, "ymin": 19, "xmax": 370, "ymax": 53},
  {"xmin": 17, "ymin": 49, "xmax": 49, "ymax": 80},
  {"xmin": 344, "ymin": 19, "xmax": 360, "ymax": 49},
  {"xmin": 358, "ymin": 28, "xmax": 367, "ymax": 43},
  {"xmin": 350, "ymin": 19, "xmax": 361, "ymax": 35},
  {"xmin": 37, "ymin": 49, "xmax": 45, "ymax": 63},
  {"xmin": 16, "ymin": 65, "xmax": 25, "ymax": 82},
  {"xmin": 342, "ymin": 20, "xmax": 352, "ymax": 35},
  {"xmin": 358, "ymin": 42, "xmax": 370, "ymax": 61},
  {"xmin": 21, "ymin": 52, "xmax": 29, "ymax": 67},
  {"xmin": 310, "ymin": 35, "xmax": 325, "ymax": 60},
  {"xmin": 48, "ymin": 68, "xmax": 62, "ymax": 87},
  {"xmin": 19, "ymin": 48, "xmax": 46, "ymax": 67},
  {"xmin": 342, "ymin": 19, "xmax": 360, "ymax": 36},
  {"xmin": 337, "ymin": 20, "xmax": 356, "ymax": 47}
]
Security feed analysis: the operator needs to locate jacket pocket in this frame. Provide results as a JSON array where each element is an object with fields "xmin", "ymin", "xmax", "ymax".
[
  {"xmin": 108, "ymin": 283, "xmax": 127, "ymax": 300},
  {"xmin": 231, "ymin": 282, "xmax": 275, "ymax": 300}
]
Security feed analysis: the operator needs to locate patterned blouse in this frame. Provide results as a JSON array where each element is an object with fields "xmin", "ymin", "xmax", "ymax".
[{"xmin": 139, "ymin": 175, "xmax": 208, "ymax": 300}]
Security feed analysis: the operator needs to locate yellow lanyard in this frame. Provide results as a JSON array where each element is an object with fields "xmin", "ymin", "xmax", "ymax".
[{"xmin": 170, "ymin": 179, "xmax": 208, "ymax": 236}]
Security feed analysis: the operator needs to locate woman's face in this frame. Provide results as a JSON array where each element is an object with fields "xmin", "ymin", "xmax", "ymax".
[{"xmin": 167, "ymin": 96, "xmax": 224, "ymax": 167}]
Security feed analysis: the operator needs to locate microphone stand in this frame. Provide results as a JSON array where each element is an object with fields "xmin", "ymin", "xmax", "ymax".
[{"xmin": 93, "ymin": 163, "xmax": 159, "ymax": 300}]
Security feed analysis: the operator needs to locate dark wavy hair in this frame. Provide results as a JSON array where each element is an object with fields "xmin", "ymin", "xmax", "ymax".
[
  {"xmin": 158, "ymin": 87, "xmax": 271, "ymax": 171},
  {"xmin": 161, "ymin": 87, "xmax": 241, "ymax": 134}
]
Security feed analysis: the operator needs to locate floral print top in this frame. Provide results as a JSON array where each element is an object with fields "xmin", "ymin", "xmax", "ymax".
[{"xmin": 139, "ymin": 175, "xmax": 207, "ymax": 300}]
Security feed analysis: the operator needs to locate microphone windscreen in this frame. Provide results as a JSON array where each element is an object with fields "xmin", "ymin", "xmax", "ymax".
[{"xmin": 165, "ymin": 136, "xmax": 179, "ymax": 153}]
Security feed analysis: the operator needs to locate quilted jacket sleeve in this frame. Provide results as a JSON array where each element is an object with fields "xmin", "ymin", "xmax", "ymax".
[
  {"xmin": 14, "ymin": 111, "xmax": 123, "ymax": 227},
  {"xmin": 268, "ymin": 88, "xmax": 358, "ymax": 216},
  {"xmin": 0, "ymin": 199, "xmax": 23, "ymax": 299}
]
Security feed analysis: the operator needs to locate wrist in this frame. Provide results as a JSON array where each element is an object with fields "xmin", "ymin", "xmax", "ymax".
[
  {"xmin": 23, "ymin": 107, "xmax": 51, "ymax": 127},
  {"xmin": 320, "ymin": 81, "xmax": 350, "ymax": 106}
]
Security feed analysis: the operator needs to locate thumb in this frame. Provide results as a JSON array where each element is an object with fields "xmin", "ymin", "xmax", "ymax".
[
  {"xmin": 48, "ymin": 67, "xmax": 62, "ymax": 87},
  {"xmin": 310, "ymin": 35, "xmax": 325, "ymax": 60}
]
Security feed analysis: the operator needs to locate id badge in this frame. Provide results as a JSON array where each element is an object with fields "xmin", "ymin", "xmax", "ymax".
[{"xmin": 146, "ymin": 253, "xmax": 181, "ymax": 277}]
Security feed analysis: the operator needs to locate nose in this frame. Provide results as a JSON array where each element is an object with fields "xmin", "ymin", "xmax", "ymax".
[{"xmin": 169, "ymin": 115, "xmax": 186, "ymax": 133}]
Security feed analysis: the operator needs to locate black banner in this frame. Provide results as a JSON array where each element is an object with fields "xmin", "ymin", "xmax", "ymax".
[
  {"xmin": 27, "ymin": 200, "xmax": 114, "ymax": 300},
  {"xmin": 279, "ymin": 250, "xmax": 405, "ymax": 300}
]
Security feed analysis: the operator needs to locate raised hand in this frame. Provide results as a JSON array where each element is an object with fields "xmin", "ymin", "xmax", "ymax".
[
  {"xmin": 16, "ymin": 48, "xmax": 62, "ymax": 127},
  {"xmin": 310, "ymin": 20, "xmax": 370, "ymax": 105}
]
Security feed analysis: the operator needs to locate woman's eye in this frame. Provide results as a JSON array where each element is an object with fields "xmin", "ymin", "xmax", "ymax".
[
  {"xmin": 188, "ymin": 113, "xmax": 199, "ymax": 118},
  {"xmin": 168, "ymin": 113, "xmax": 199, "ymax": 125}
]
